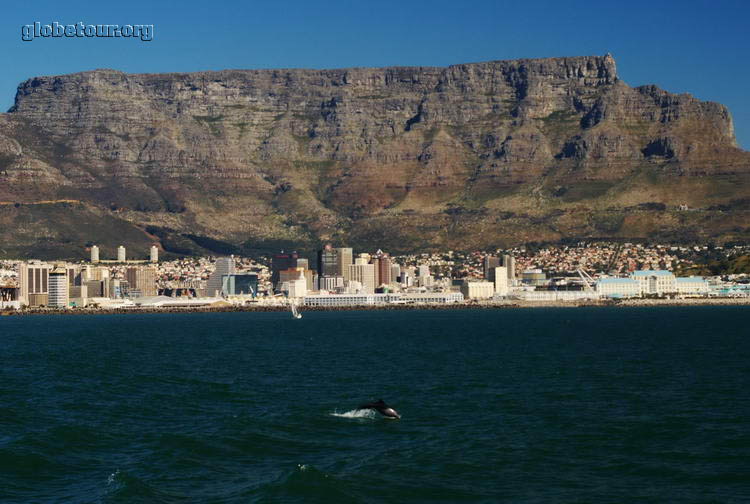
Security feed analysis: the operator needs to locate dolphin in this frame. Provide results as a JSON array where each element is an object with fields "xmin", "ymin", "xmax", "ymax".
[{"xmin": 357, "ymin": 399, "xmax": 401, "ymax": 419}]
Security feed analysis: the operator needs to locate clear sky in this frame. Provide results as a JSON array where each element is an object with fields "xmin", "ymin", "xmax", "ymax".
[{"xmin": 2, "ymin": 0, "xmax": 749, "ymax": 149}]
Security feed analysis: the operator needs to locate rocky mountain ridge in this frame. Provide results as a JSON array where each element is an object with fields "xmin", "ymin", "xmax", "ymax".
[{"xmin": 1, "ymin": 54, "xmax": 749, "ymax": 259}]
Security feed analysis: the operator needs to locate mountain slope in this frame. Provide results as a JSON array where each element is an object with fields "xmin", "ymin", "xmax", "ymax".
[{"xmin": 1, "ymin": 54, "xmax": 749, "ymax": 259}]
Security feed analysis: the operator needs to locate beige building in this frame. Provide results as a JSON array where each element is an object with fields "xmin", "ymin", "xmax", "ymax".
[
  {"xmin": 349, "ymin": 258, "xmax": 376, "ymax": 294},
  {"xmin": 493, "ymin": 266, "xmax": 509, "ymax": 295},
  {"xmin": 336, "ymin": 247, "xmax": 353, "ymax": 281},
  {"xmin": 461, "ymin": 281, "xmax": 495, "ymax": 300},
  {"xmin": 18, "ymin": 261, "xmax": 51, "ymax": 307},
  {"xmin": 631, "ymin": 270, "xmax": 676, "ymax": 296},
  {"xmin": 126, "ymin": 266, "xmax": 158, "ymax": 297}
]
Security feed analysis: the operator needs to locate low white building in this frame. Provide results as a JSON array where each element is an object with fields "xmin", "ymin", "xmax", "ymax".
[
  {"xmin": 631, "ymin": 270, "xmax": 676, "ymax": 296},
  {"xmin": 596, "ymin": 277, "xmax": 641, "ymax": 298},
  {"xmin": 400, "ymin": 292, "xmax": 464, "ymax": 304},
  {"xmin": 675, "ymin": 276, "xmax": 709, "ymax": 296}
]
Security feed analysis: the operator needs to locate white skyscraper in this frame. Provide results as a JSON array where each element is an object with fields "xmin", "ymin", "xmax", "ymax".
[
  {"xmin": 48, "ymin": 265, "xmax": 69, "ymax": 308},
  {"xmin": 117, "ymin": 246, "xmax": 126, "ymax": 262},
  {"xmin": 150, "ymin": 245, "xmax": 158, "ymax": 263},
  {"xmin": 207, "ymin": 257, "xmax": 235, "ymax": 296},
  {"xmin": 90, "ymin": 245, "xmax": 99, "ymax": 263}
]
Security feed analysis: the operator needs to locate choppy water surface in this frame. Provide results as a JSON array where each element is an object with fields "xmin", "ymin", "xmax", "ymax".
[{"xmin": 1, "ymin": 307, "xmax": 748, "ymax": 503}]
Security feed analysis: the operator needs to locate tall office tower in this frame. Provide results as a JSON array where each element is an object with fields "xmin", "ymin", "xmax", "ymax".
[
  {"xmin": 503, "ymin": 255, "xmax": 516, "ymax": 285},
  {"xmin": 349, "ymin": 259, "xmax": 376, "ymax": 294},
  {"xmin": 483, "ymin": 255, "xmax": 500, "ymax": 280},
  {"xmin": 66, "ymin": 265, "xmax": 82, "ymax": 287},
  {"xmin": 90, "ymin": 245, "xmax": 100, "ymax": 263},
  {"xmin": 207, "ymin": 257, "xmax": 235, "ymax": 296},
  {"xmin": 317, "ymin": 244, "xmax": 338, "ymax": 277},
  {"xmin": 126, "ymin": 267, "xmax": 158, "ymax": 297},
  {"xmin": 296, "ymin": 258, "xmax": 309, "ymax": 270},
  {"xmin": 18, "ymin": 261, "xmax": 51, "ymax": 307},
  {"xmin": 272, "ymin": 251, "xmax": 298, "ymax": 287},
  {"xmin": 391, "ymin": 264, "xmax": 401, "ymax": 283},
  {"xmin": 335, "ymin": 247, "xmax": 353, "ymax": 280},
  {"xmin": 150, "ymin": 245, "xmax": 159, "ymax": 263},
  {"xmin": 417, "ymin": 264, "xmax": 430, "ymax": 278},
  {"xmin": 493, "ymin": 266, "xmax": 509, "ymax": 296},
  {"xmin": 117, "ymin": 245, "xmax": 126, "ymax": 262},
  {"xmin": 48, "ymin": 265, "xmax": 69, "ymax": 308},
  {"xmin": 372, "ymin": 252, "xmax": 392, "ymax": 287}
]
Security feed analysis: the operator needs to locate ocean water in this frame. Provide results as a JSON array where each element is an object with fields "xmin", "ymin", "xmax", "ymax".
[{"xmin": 1, "ymin": 307, "xmax": 748, "ymax": 503}]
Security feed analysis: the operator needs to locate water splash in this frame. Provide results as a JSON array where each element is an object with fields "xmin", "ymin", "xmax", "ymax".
[
  {"xmin": 107, "ymin": 469, "xmax": 120, "ymax": 485},
  {"xmin": 330, "ymin": 409, "xmax": 377, "ymax": 419}
]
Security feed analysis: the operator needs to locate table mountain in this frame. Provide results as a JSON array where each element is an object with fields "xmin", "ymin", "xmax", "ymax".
[{"xmin": 1, "ymin": 54, "xmax": 749, "ymax": 259}]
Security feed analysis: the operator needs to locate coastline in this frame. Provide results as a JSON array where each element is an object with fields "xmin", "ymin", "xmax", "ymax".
[{"xmin": 3, "ymin": 297, "xmax": 750, "ymax": 316}]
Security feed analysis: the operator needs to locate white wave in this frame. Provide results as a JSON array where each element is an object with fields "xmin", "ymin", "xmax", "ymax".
[{"xmin": 330, "ymin": 408, "xmax": 377, "ymax": 419}]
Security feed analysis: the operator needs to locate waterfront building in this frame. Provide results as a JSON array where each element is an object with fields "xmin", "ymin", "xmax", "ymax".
[
  {"xmin": 675, "ymin": 276, "xmax": 709, "ymax": 296},
  {"xmin": 596, "ymin": 277, "xmax": 641, "ymax": 298},
  {"xmin": 287, "ymin": 277, "xmax": 307, "ymax": 298},
  {"xmin": 521, "ymin": 269, "xmax": 547, "ymax": 287},
  {"xmin": 461, "ymin": 281, "xmax": 495, "ymax": 300},
  {"xmin": 221, "ymin": 274, "xmax": 258, "ymax": 297},
  {"xmin": 48, "ymin": 265, "xmax": 69, "ymax": 308},
  {"xmin": 207, "ymin": 257, "xmax": 235, "ymax": 297},
  {"xmin": 349, "ymin": 259, "xmax": 376, "ymax": 294},
  {"xmin": 631, "ymin": 270, "xmax": 676, "ymax": 296},
  {"xmin": 18, "ymin": 261, "xmax": 51, "ymax": 307},
  {"xmin": 335, "ymin": 247, "xmax": 353, "ymax": 281},
  {"xmin": 90, "ymin": 245, "xmax": 100, "ymax": 263},
  {"xmin": 150, "ymin": 246, "xmax": 159, "ymax": 263},
  {"xmin": 117, "ymin": 245, "xmax": 126, "ymax": 262},
  {"xmin": 319, "ymin": 275, "xmax": 344, "ymax": 292},
  {"xmin": 126, "ymin": 267, "xmax": 158, "ymax": 297},
  {"xmin": 400, "ymin": 292, "xmax": 464, "ymax": 304},
  {"xmin": 493, "ymin": 266, "xmax": 509, "ymax": 295}
]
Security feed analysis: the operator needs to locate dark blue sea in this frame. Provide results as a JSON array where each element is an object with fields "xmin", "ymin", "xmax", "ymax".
[{"xmin": 1, "ymin": 307, "xmax": 749, "ymax": 503}]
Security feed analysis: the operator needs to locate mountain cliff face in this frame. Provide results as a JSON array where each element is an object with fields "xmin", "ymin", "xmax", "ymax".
[{"xmin": 1, "ymin": 54, "xmax": 749, "ymax": 258}]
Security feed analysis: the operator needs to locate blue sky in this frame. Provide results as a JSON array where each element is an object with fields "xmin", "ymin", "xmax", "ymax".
[{"xmin": 3, "ymin": 0, "xmax": 749, "ymax": 149}]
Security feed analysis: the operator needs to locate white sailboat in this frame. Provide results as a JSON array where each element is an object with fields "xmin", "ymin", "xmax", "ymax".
[{"xmin": 290, "ymin": 299, "xmax": 302, "ymax": 319}]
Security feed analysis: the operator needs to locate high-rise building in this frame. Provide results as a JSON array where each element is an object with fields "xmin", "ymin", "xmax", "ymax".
[
  {"xmin": 207, "ymin": 257, "xmax": 235, "ymax": 297},
  {"xmin": 483, "ymin": 256, "xmax": 501, "ymax": 280},
  {"xmin": 503, "ymin": 255, "xmax": 516, "ymax": 284},
  {"xmin": 67, "ymin": 265, "xmax": 82, "ymax": 287},
  {"xmin": 391, "ymin": 264, "xmax": 401, "ymax": 282},
  {"xmin": 48, "ymin": 265, "xmax": 69, "ymax": 308},
  {"xmin": 335, "ymin": 247, "xmax": 353, "ymax": 280},
  {"xmin": 150, "ymin": 245, "xmax": 159, "ymax": 263},
  {"xmin": 272, "ymin": 251, "xmax": 298, "ymax": 287},
  {"xmin": 117, "ymin": 245, "xmax": 126, "ymax": 262},
  {"xmin": 317, "ymin": 244, "xmax": 338, "ymax": 277},
  {"xmin": 126, "ymin": 266, "xmax": 158, "ymax": 297},
  {"xmin": 493, "ymin": 266, "xmax": 509, "ymax": 295},
  {"xmin": 372, "ymin": 252, "xmax": 392, "ymax": 287},
  {"xmin": 18, "ymin": 261, "xmax": 51, "ymax": 307},
  {"xmin": 90, "ymin": 245, "xmax": 99, "ymax": 263},
  {"xmin": 349, "ymin": 259, "xmax": 376, "ymax": 294}
]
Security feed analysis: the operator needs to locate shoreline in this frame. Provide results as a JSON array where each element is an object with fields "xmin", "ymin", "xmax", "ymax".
[{"xmin": 3, "ymin": 297, "xmax": 750, "ymax": 316}]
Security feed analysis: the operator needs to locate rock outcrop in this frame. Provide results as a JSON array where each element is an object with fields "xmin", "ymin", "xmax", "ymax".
[{"xmin": 1, "ymin": 54, "xmax": 749, "ymax": 258}]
